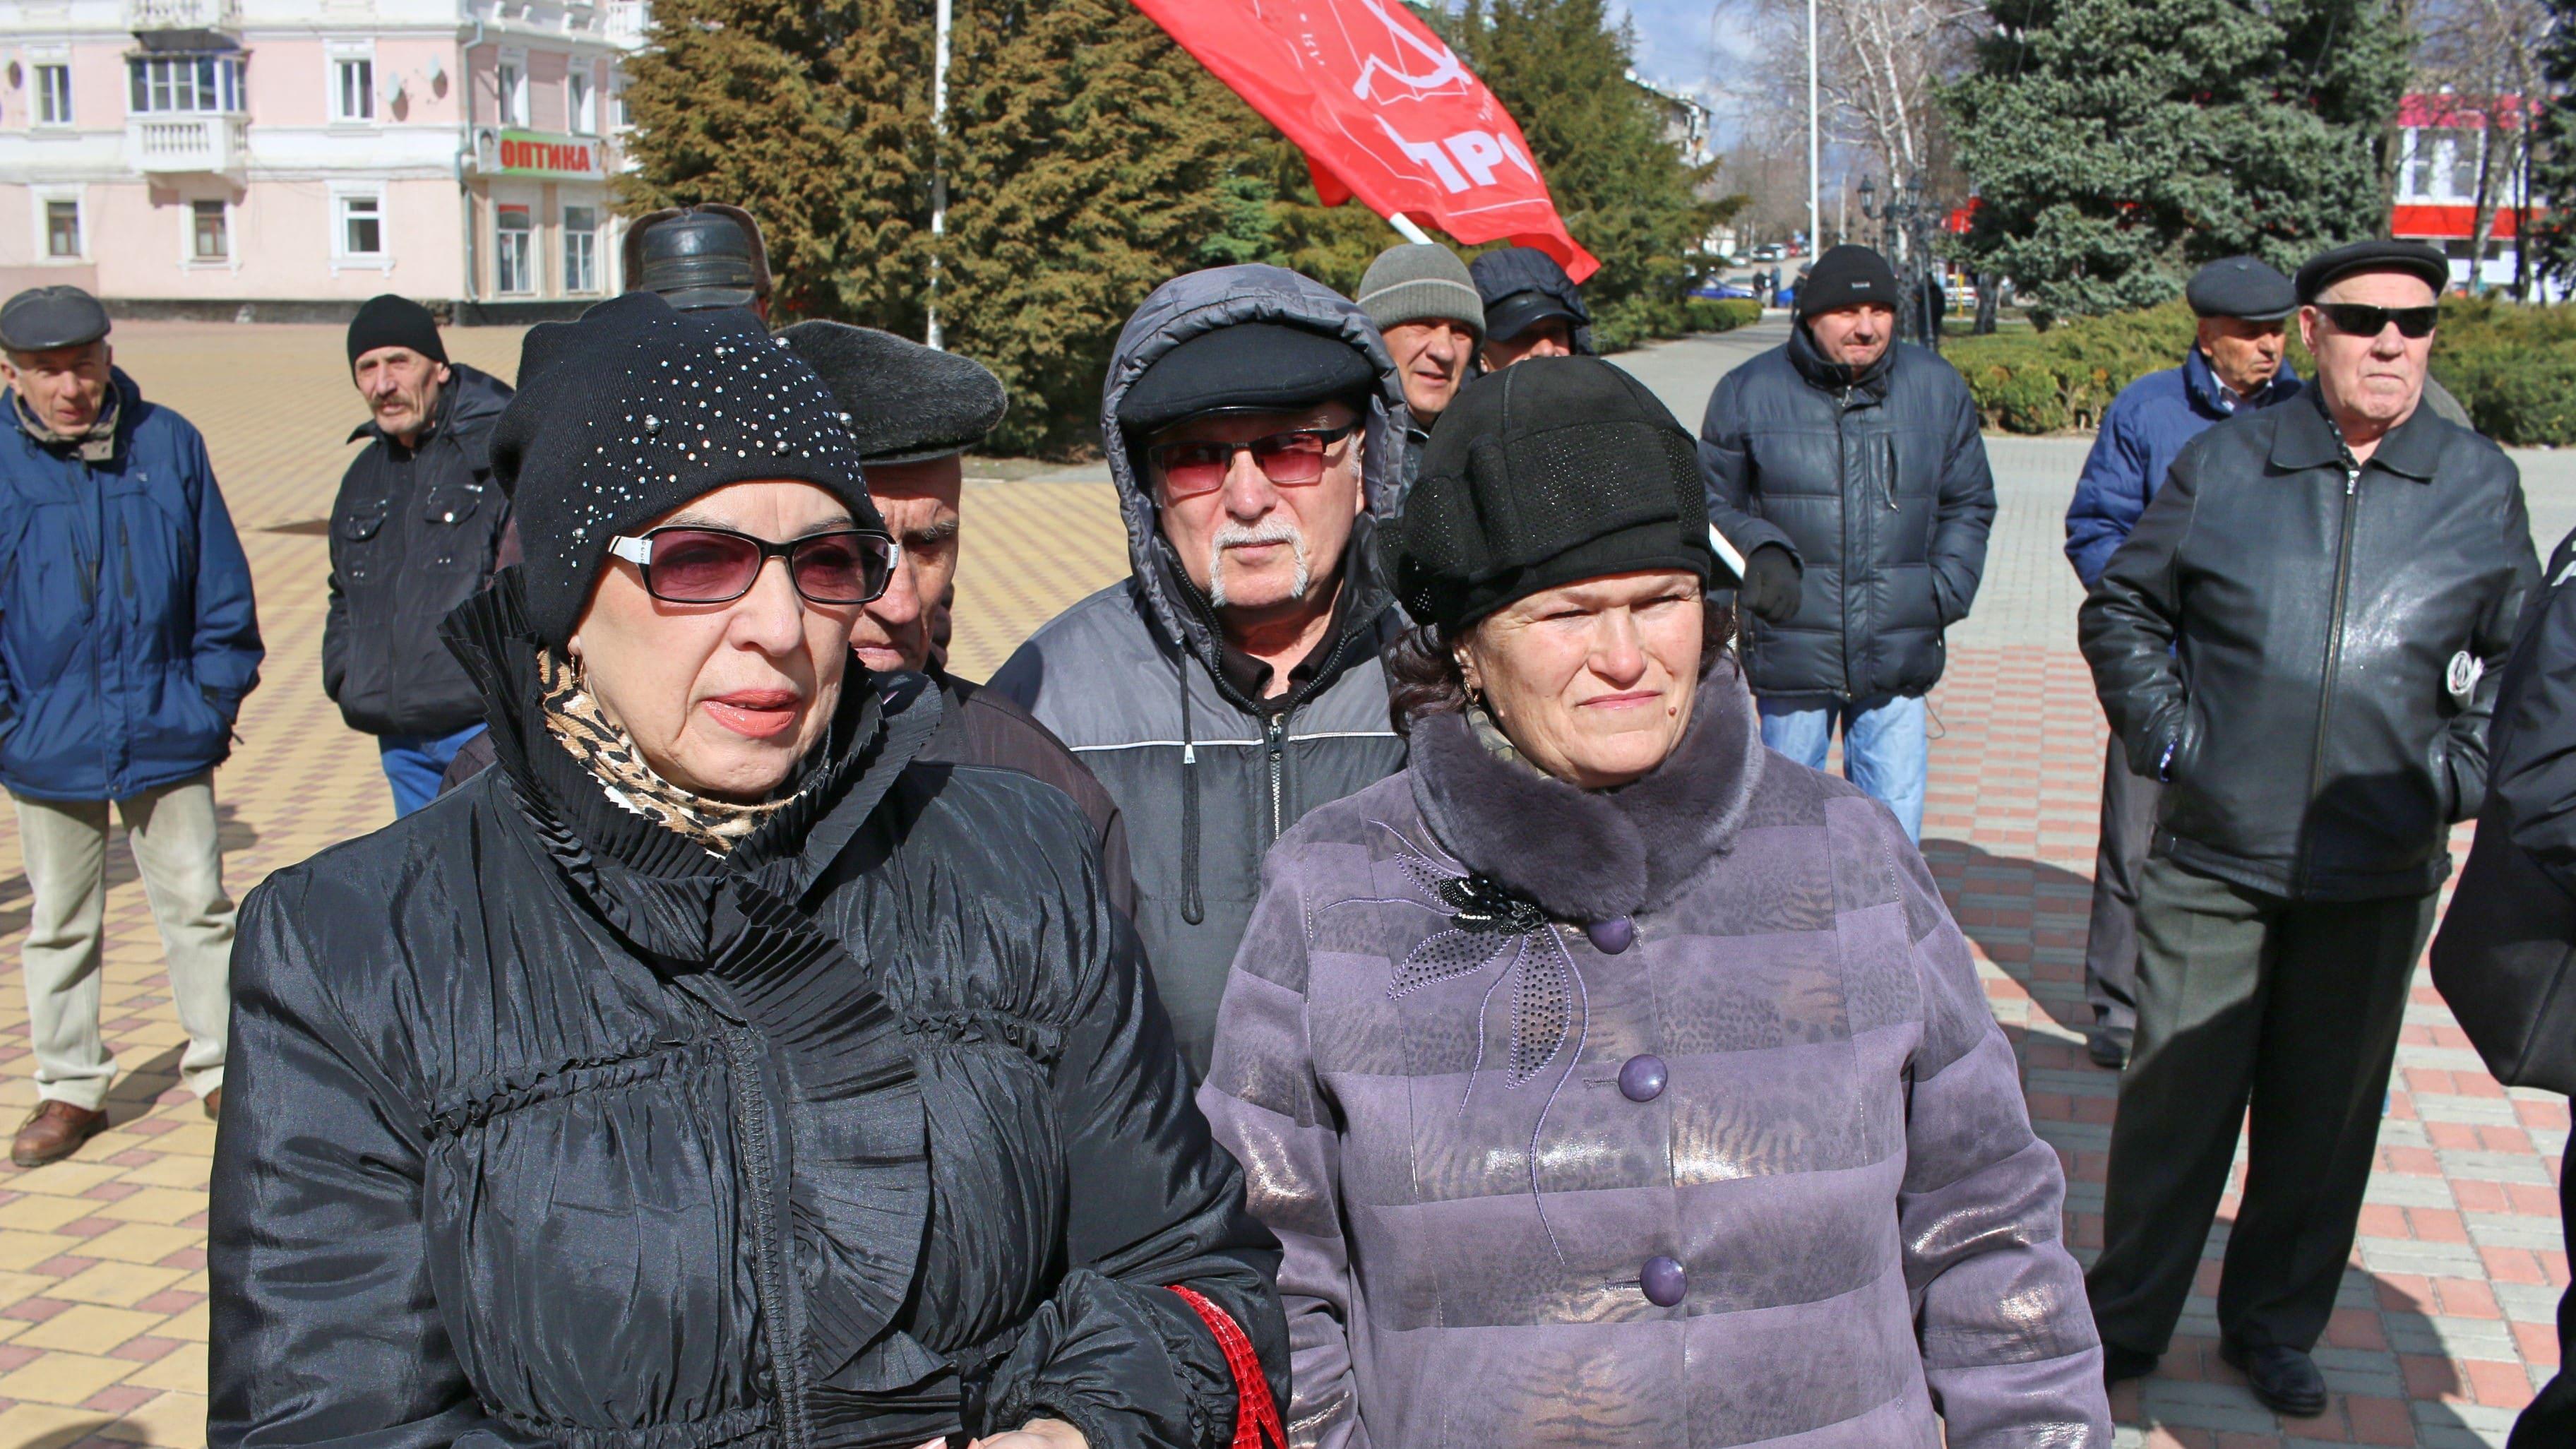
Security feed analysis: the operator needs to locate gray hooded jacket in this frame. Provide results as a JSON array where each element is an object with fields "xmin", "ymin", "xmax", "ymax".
[
  {"xmin": 1198, "ymin": 664, "xmax": 2110, "ymax": 1448},
  {"xmin": 989, "ymin": 266, "xmax": 1413, "ymax": 1079}
]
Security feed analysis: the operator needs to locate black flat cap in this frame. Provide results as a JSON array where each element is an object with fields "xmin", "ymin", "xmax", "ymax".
[
  {"xmin": 0, "ymin": 286, "xmax": 110, "ymax": 353},
  {"xmin": 1116, "ymin": 321, "xmax": 1377, "ymax": 434},
  {"xmin": 2295, "ymin": 240, "xmax": 2450, "ymax": 304},
  {"xmin": 2183, "ymin": 257, "xmax": 2296, "ymax": 321},
  {"xmin": 624, "ymin": 205, "xmax": 771, "ymax": 312},
  {"xmin": 1471, "ymin": 246, "xmax": 1592, "ymax": 347},
  {"xmin": 777, "ymin": 321, "xmax": 1010, "ymax": 465}
]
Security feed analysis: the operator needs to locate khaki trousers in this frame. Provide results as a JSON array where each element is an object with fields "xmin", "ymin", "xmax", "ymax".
[{"xmin": 12, "ymin": 775, "xmax": 235, "ymax": 1109}]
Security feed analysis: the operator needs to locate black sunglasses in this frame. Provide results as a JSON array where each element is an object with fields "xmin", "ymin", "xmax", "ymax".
[
  {"xmin": 2316, "ymin": 303, "xmax": 2439, "ymax": 340},
  {"xmin": 607, "ymin": 526, "xmax": 899, "ymax": 606}
]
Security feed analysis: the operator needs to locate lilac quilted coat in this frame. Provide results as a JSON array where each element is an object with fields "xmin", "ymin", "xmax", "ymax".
[{"xmin": 1198, "ymin": 664, "xmax": 2109, "ymax": 1448}]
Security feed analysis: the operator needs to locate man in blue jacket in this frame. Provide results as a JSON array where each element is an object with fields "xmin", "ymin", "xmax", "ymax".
[
  {"xmin": 2063, "ymin": 256, "xmax": 2301, "ymax": 1069},
  {"xmin": 0, "ymin": 286, "xmax": 262, "ymax": 1165}
]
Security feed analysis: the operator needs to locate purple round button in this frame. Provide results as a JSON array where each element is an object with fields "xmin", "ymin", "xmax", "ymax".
[
  {"xmin": 1586, "ymin": 915, "xmax": 1636, "ymax": 954},
  {"xmin": 1618, "ymin": 1054, "xmax": 1667, "ymax": 1103},
  {"xmin": 1641, "ymin": 1255, "xmax": 1686, "ymax": 1307}
]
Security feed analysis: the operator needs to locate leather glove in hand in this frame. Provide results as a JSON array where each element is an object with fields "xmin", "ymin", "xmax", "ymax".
[{"xmin": 1737, "ymin": 544, "xmax": 1802, "ymax": 624}]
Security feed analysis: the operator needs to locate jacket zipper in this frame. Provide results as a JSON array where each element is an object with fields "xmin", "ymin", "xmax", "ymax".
[
  {"xmin": 1838, "ymin": 386, "xmax": 1856, "ymax": 698},
  {"xmin": 1265, "ymin": 713, "xmax": 1287, "ymax": 840},
  {"xmin": 2301, "ymin": 463, "xmax": 2363, "ymax": 893},
  {"xmin": 119, "ymin": 520, "xmax": 133, "ymax": 602},
  {"xmin": 720, "ymin": 1025, "xmax": 811, "ymax": 1448}
]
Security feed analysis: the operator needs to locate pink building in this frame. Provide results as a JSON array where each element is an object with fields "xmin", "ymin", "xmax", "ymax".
[{"xmin": 0, "ymin": 0, "xmax": 647, "ymax": 318}]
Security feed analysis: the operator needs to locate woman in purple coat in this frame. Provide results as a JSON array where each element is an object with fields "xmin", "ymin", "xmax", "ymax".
[{"xmin": 1197, "ymin": 357, "xmax": 2110, "ymax": 1448}]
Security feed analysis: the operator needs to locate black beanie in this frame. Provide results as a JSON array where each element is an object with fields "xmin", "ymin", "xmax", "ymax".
[
  {"xmin": 1384, "ymin": 356, "xmax": 1712, "ymax": 633},
  {"xmin": 347, "ymin": 294, "xmax": 448, "ymax": 367},
  {"xmin": 489, "ymin": 291, "xmax": 879, "ymax": 650},
  {"xmin": 1795, "ymin": 244, "xmax": 1900, "ymax": 319}
]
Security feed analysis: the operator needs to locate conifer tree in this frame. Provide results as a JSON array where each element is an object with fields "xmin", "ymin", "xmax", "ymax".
[
  {"xmin": 1943, "ymin": 0, "xmax": 2411, "ymax": 323},
  {"xmin": 2526, "ymin": 0, "xmax": 2576, "ymax": 289}
]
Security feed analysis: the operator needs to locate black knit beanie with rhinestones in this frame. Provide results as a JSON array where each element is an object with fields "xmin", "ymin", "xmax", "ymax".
[
  {"xmin": 490, "ymin": 292, "xmax": 880, "ymax": 650},
  {"xmin": 1384, "ymin": 355, "xmax": 1714, "ymax": 633}
]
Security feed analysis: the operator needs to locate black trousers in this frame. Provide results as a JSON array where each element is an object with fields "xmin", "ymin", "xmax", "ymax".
[
  {"xmin": 2085, "ymin": 733, "xmax": 2162, "ymax": 1032},
  {"xmin": 2510, "ymin": 1138, "xmax": 2576, "ymax": 1447},
  {"xmin": 2087, "ymin": 857, "xmax": 2438, "ymax": 1354}
]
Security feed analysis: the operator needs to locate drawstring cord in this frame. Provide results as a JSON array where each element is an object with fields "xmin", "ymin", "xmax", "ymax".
[{"xmin": 1179, "ymin": 656, "xmax": 1205, "ymax": 925}]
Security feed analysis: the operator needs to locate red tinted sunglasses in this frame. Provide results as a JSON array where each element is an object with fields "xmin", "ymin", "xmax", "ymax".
[
  {"xmin": 1147, "ymin": 424, "xmax": 1356, "ymax": 499},
  {"xmin": 606, "ymin": 526, "xmax": 898, "ymax": 606}
]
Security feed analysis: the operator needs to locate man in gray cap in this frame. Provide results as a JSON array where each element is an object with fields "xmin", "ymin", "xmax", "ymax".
[
  {"xmin": 2062, "ymin": 255, "xmax": 2303, "ymax": 1070},
  {"xmin": 1354, "ymin": 242, "xmax": 1483, "ymax": 431},
  {"xmin": 621, "ymin": 203, "xmax": 773, "ymax": 320},
  {"xmin": 777, "ymin": 321, "xmax": 1134, "ymax": 915},
  {"xmin": 0, "ymin": 285, "xmax": 262, "ymax": 1163},
  {"xmin": 2080, "ymin": 238, "xmax": 2534, "ymax": 1415}
]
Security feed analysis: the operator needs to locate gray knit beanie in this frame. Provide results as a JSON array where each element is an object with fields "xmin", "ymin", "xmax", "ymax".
[{"xmin": 1356, "ymin": 244, "xmax": 1485, "ymax": 340}]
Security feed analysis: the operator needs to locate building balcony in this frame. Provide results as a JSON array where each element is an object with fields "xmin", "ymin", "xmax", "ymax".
[
  {"xmin": 126, "ymin": 0, "xmax": 240, "ymax": 32},
  {"xmin": 126, "ymin": 114, "xmax": 247, "ymax": 174}
]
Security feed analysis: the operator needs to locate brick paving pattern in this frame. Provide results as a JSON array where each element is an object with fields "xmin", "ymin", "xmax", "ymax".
[{"xmin": 0, "ymin": 322, "xmax": 2561, "ymax": 1448}]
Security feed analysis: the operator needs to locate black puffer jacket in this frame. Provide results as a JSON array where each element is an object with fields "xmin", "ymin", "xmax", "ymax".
[
  {"xmin": 323, "ymin": 363, "xmax": 513, "ymax": 737},
  {"xmin": 1696, "ymin": 328, "xmax": 1996, "ymax": 703},
  {"xmin": 2080, "ymin": 390, "xmax": 2539, "ymax": 901},
  {"xmin": 209, "ymin": 573, "xmax": 1287, "ymax": 1449}
]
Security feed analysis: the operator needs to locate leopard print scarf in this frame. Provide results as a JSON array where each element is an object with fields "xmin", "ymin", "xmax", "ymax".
[{"xmin": 537, "ymin": 650, "xmax": 795, "ymax": 856}]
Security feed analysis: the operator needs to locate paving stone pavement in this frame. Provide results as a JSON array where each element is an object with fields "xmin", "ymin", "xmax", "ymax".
[{"xmin": 0, "ymin": 319, "xmax": 2563, "ymax": 1449}]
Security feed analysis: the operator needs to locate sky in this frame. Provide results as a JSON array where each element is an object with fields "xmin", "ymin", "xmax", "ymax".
[{"xmin": 1613, "ymin": 0, "xmax": 1744, "ymax": 105}]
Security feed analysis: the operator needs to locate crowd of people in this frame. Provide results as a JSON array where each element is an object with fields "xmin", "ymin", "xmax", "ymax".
[{"xmin": 0, "ymin": 202, "xmax": 2565, "ymax": 1448}]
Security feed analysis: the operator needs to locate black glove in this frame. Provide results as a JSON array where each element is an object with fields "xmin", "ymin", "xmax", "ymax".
[{"xmin": 1736, "ymin": 544, "xmax": 1802, "ymax": 625}]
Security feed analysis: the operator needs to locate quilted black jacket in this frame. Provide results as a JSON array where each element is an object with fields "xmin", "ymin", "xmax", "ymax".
[
  {"xmin": 208, "ymin": 572, "xmax": 1285, "ymax": 1449},
  {"xmin": 1696, "ymin": 328, "xmax": 1996, "ymax": 704}
]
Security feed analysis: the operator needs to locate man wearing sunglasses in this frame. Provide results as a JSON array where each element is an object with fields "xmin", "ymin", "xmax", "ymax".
[
  {"xmin": 991, "ymin": 266, "xmax": 1411, "ymax": 1079},
  {"xmin": 778, "ymin": 319, "xmax": 1134, "ymax": 919},
  {"xmin": 2063, "ymin": 256, "xmax": 2305, "ymax": 1072},
  {"xmin": 2080, "ymin": 238, "xmax": 2539, "ymax": 1418}
]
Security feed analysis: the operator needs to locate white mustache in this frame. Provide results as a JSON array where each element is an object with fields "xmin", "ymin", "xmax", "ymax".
[{"xmin": 1207, "ymin": 520, "xmax": 1309, "ymax": 608}]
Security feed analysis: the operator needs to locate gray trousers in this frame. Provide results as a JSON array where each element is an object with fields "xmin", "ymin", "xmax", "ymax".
[
  {"xmin": 12, "ymin": 775, "xmax": 235, "ymax": 1109},
  {"xmin": 2087, "ymin": 856, "xmax": 2436, "ymax": 1356},
  {"xmin": 2084, "ymin": 733, "xmax": 2161, "ymax": 1032}
]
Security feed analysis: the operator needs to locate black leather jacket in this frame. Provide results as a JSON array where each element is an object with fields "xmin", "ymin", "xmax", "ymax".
[
  {"xmin": 210, "ymin": 573, "xmax": 1286, "ymax": 1449},
  {"xmin": 2080, "ymin": 390, "xmax": 2539, "ymax": 900},
  {"xmin": 1697, "ymin": 328, "xmax": 1997, "ymax": 703}
]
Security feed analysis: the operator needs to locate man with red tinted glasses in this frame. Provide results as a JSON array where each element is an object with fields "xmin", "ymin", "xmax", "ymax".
[
  {"xmin": 2080, "ymin": 239, "xmax": 2539, "ymax": 1419},
  {"xmin": 991, "ymin": 266, "xmax": 1411, "ymax": 1078},
  {"xmin": 780, "ymin": 320, "xmax": 1135, "ymax": 918}
]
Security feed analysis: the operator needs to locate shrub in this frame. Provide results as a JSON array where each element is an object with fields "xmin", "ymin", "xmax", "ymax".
[
  {"xmin": 1950, "ymin": 295, "xmax": 2576, "ymax": 446},
  {"xmin": 1683, "ymin": 297, "xmax": 1764, "ymax": 333}
]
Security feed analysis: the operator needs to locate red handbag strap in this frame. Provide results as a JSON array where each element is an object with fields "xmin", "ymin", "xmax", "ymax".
[{"xmin": 1168, "ymin": 1286, "xmax": 1287, "ymax": 1449}]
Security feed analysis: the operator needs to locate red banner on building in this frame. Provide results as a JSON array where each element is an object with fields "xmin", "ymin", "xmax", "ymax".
[{"xmin": 1131, "ymin": 0, "xmax": 1597, "ymax": 280}]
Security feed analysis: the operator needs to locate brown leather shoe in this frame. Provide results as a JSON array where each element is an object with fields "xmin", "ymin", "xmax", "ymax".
[
  {"xmin": 12, "ymin": 1100, "xmax": 107, "ymax": 1168},
  {"xmin": 202, "ymin": 1087, "xmax": 222, "ymax": 1121}
]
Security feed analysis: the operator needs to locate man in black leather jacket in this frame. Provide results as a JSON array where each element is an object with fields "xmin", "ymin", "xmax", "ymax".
[{"xmin": 2078, "ymin": 240, "xmax": 2539, "ymax": 1417}]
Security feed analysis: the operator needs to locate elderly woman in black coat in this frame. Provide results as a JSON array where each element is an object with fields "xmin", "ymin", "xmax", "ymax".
[{"xmin": 207, "ymin": 294, "xmax": 1286, "ymax": 1449}]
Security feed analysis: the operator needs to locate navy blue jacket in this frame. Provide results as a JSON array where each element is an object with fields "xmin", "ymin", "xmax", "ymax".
[
  {"xmin": 0, "ymin": 370, "xmax": 263, "ymax": 801},
  {"xmin": 2063, "ymin": 348, "xmax": 2300, "ymax": 587}
]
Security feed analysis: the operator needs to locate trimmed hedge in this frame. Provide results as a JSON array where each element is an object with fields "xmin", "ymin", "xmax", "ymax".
[
  {"xmin": 1948, "ymin": 297, "xmax": 2576, "ymax": 446},
  {"xmin": 1594, "ymin": 293, "xmax": 1763, "ymax": 352}
]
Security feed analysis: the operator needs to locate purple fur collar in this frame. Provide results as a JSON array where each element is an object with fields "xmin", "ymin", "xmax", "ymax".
[{"xmin": 1407, "ymin": 661, "xmax": 1766, "ymax": 921}]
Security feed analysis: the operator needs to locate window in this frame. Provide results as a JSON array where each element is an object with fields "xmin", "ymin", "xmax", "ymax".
[
  {"xmin": 2402, "ymin": 131, "xmax": 2434, "ymax": 201},
  {"xmin": 36, "ymin": 64, "xmax": 72, "ymax": 125},
  {"xmin": 568, "ymin": 68, "xmax": 595, "ymax": 133},
  {"xmin": 192, "ymin": 199, "xmax": 227, "ymax": 260},
  {"xmin": 47, "ymin": 201, "xmax": 81, "ymax": 258},
  {"xmin": 563, "ymin": 205, "xmax": 597, "ymax": 292},
  {"xmin": 129, "ymin": 55, "xmax": 246, "ymax": 115},
  {"xmin": 612, "ymin": 80, "xmax": 629, "ymax": 128},
  {"xmin": 2448, "ymin": 129, "xmax": 2483, "ymax": 200},
  {"xmin": 495, "ymin": 204, "xmax": 534, "ymax": 294},
  {"xmin": 337, "ymin": 192, "xmax": 383, "ymax": 257},
  {"xmin": 335, "ymin": 56, "xmax": 374, "ymax": 121},
  {"xmin": 496, "ymin": 57, "xmax": 527, "ymax": 126}
]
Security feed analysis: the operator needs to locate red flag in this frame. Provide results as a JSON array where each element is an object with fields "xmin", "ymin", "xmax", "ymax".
[{"xmin": 1132, "ymin": 0, "xmax": 1598, "ymax": 281}]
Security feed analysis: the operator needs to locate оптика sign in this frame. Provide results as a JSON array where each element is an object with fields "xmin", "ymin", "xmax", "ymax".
[{"xmin": 496, "ymin": 129, "xmax": 601, "ymax": 179}]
